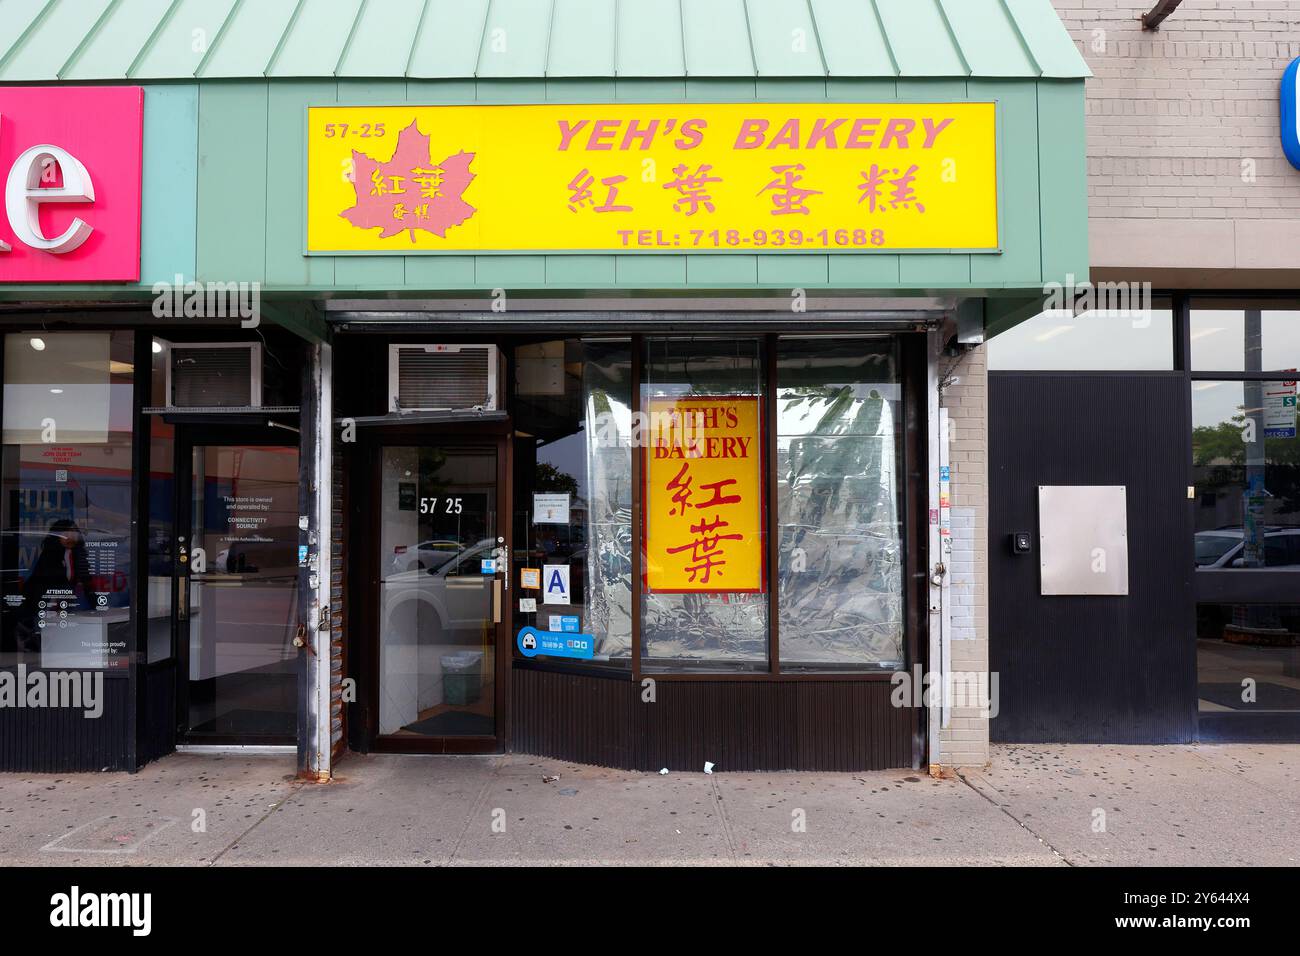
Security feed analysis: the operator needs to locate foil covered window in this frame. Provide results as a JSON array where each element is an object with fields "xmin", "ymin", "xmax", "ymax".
[
  {"xmin": 641, "ymin": 337, "xmax": 768, "ymax": 672},
  {"xmin": 776, "ymin": 338, "xmax": 905, "ymax": 671},
  {"xmin": 583, "ymin": 342, "xmax": 634, "ymax": 662}
]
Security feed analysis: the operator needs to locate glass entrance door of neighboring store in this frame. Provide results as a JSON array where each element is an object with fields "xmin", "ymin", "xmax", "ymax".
[
  {"xmin": 370, "ymin": 439, "xmax": 507, "ymax": 752},
  {"xmin": 175, "ymin": 436, "xmax": 300, "ymax": 744}
]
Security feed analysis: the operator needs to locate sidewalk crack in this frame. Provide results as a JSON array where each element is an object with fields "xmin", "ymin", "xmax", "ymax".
[
  {"xmin": 206, "ymin": 781, "xmax": 307, "ymax": 867},
  {"xmin": 956, "ymin": 770, "xmax": 1075, "ymax": 867},
  {"xmin": 709, "ymin": 777, "xmax": 739, "ymax": 863},
  {"xmin": 448, "ymin": 756, "xmax": 502, "ymax": 864}
]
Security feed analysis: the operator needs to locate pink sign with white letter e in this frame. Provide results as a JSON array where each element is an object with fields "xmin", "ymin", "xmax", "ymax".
[{"xmin": 0, "ymin": 86, "xmax": 143, "ymax": 283}]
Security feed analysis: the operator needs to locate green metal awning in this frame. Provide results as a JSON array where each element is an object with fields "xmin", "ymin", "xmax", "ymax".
[{"xmin": 0, "ymin": 0, "xmax": 1090, "ymax": 82}]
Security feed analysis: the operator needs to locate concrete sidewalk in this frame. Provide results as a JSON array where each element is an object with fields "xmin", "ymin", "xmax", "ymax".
[{"xmin": 0, "ymin": 744, "xmax": 1295, "ymax": 866}]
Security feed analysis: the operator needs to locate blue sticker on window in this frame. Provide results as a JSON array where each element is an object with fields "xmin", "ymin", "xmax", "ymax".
[
  {"xmin": 1282, "ymin": 57, "xmax": 1300, "ymax": 170},
  {"xmin": 516, "ymin": 626, "xmax": 594, "ymax": 660},
  {"xmin": 480, "ymin": 558, "xmax": 497, "ymax": 574}
]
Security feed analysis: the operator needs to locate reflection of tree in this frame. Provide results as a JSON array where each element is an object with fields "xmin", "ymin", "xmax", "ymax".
[
  {"xmin": 535, "ymin": 461, "xmax": 578, "ymax": 496},
  {"xmin": 1193, "ymin": 416, "xmax": 1300, "ymax": 515},
  {"xmin": 417, "ymin": 447, "xmax": 449, "ymax": 488},
  {"xmin": 778, "ymin": 385, "xmax": 903, "ymax": 664},
  {"xmin": 781, "ymin": 385, "xmax": 891, "ymax": 527}
]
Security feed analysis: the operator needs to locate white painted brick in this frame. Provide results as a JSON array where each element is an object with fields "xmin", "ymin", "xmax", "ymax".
[
  {"xmin": 1053, "ymin": 0, "xmax": 1300, "ymax": 230},
  {"xmin": 937, "ymin": 346, "xmax": 989, "ymax": 769}
]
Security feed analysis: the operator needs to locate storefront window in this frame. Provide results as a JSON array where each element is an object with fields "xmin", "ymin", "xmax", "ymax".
[
  {"xmin": 0, "ymin": 332, "xmax": 135, "ymax": 669},
  {"xmin": 147, "ymin": 339, "xmax": 175, "ymax": 663},
  {"xmin": 776, "ymin": 338, "xmax": 905, "ymax": 670},
  {"xmin": 1191, "ymin": 302, "xmax": 1300, "ymax": 373},
  {"xmin": 987, "ymin": 303, "xmax": 1173, "ymax": 371},
  {"xmin": 641, "ymin": 338, "xmax": 767, "ymax": 672},
  {"xmin": 1192, "ymin": 380, "xmax": 1300, "ymax": 566},
  {"xmin": 510, "ymin": 334, "xmax": 915, "ymax": 675},
  {"xmin": 513, "ymin": 340, "xmax": 632, "ymax": 664},
  {"xmin": 1197, "ymin": 604, "xmax": 1300, "ymax": 715}
]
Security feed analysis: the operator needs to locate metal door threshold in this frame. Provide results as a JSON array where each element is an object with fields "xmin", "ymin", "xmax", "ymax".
[{"xmin": 174, "ymin": 744, "xmax": 296, "ymax": 756}]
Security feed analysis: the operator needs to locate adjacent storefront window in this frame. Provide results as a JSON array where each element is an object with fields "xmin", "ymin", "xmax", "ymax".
[
  {"xmin": 147, "ymin": 339, "xmax": 175, "ymax": 663},
  {"xmin": 988, "ymin": 303, "xmax": 1174, "ymax": 371},
  {"xmin": 776, "ymin": 338, "xmax": 905, "ymax": 671},
  {"xmin": 0, "ymin": 332, "xmax": 135, "ymax": 669},
  {"xmin": 1197, "ymin": 603, "xmax": 1300, "ymax": 716},
  {"xmin": 1190, "ymin": 302, "xmax": 1300, "ymax": 373},
  {"xmin": 1192, "ymin": 380, "xmax": 1300, "ymax": 567},
  {"xmin": 1191, "ymin": 301, "xmax": 1300, "ymax": 569}
]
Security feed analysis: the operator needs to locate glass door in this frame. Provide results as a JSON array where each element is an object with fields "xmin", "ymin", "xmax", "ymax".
[
  {"xmin": 178, "ymin": 441, "xmax": 299, "ymax": 743},
  {"xmin": 376, "ymin": 442, "xmax": 504, "ymax": 746}
]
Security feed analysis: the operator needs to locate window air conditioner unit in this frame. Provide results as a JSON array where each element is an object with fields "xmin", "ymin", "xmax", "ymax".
[
  {"xmin": 388, "ymin": 344, "xmax": 499, "ymax": 413},
  {"xmin": 166, "ymin": 342, "xmax": 262, "ymax": 409}
]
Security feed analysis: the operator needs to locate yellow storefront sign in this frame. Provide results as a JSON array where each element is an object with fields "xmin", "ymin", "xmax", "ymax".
[
  {"xmin": 643, "ymin": 396, "xmax": 764, "ymax": 594},
  {"xmin": 305, "ymin": 102, "xmax": 998, "ymax": 254}
]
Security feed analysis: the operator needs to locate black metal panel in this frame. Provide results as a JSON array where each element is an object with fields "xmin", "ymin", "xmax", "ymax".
[
  {"xmin": 0, "ymin": 673, "xmax": 131, "ymax": 771},
  {"xmin": 511, "ymin": 666, "xmax": 914, "ymax": 771},
  {"xmin": 989, "ymin": 373, "xmax": 1197, "ymax": 743}
]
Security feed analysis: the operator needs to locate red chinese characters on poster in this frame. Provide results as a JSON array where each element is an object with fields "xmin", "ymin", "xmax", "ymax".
[{"xmin": 644, "ymin": 396, "xmax": 764, "ymax": 593}]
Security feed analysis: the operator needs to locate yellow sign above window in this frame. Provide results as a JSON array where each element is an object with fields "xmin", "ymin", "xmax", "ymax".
[{"xmin": 305, "ymin": 103, "xmax": 999, "ymax": 254}]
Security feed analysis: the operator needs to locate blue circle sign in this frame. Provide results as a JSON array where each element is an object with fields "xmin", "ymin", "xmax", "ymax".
[{"xmin": 1282, "ymin": 57, "xmax": 1300, "ymax": 170}]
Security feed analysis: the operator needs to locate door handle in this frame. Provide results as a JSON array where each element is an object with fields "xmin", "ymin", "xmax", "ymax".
[
  {"xmin": 492, "ymin": 578, "xmax": 502, "ymax": 624},
  {"xmin": 177, "ymin": 576, "xmax": 188, "ymax": 621}
]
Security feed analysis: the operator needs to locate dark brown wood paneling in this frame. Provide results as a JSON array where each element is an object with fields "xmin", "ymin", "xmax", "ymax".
[
  {"xmin": 512, "ymin": 666, "xmax": 914, "ymax": 771},
  {"xmin": 512, "ymin": 666, "xmax": 637, "ymax": 768}
]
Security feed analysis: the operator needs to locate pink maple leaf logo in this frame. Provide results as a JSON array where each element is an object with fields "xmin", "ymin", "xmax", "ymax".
[{"xmin": 341, "ymin": 120, "xmax": 476, "ymax": 242}]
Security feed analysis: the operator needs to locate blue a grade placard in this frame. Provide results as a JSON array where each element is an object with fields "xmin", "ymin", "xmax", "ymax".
[{"xmin": 516, "ymin": 626, "xmax": 595, "ymax": 660}]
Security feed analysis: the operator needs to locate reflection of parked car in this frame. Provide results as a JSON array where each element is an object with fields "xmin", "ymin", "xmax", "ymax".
[
  {"xmin": 390, "ymin": 540, "xmax": 463, "ymax": 575},
  {"xmin": 382, "ymin": 538, "xmax": 498, "ymax": 633},
  {"xmin": 1195, "ymin": 527, "xmax": 1300, "ymax": 568}
]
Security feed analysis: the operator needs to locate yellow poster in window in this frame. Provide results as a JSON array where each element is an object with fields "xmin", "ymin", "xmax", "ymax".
[
  {"xmin": 305, "ymin": 102, "xmax": 998, "ymax": 254},
  {"xmin": 643, "ymin": 396, "xmax": 764, "ymax": 594}
]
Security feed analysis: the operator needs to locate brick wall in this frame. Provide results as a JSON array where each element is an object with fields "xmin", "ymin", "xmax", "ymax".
[
  {"xmin": 937, "ymin": 344, "xmax": 990, "ymax": 769},
  {"xmin": 1052, "ymin": 0, "xmax": 1300, "ymax": 281}
]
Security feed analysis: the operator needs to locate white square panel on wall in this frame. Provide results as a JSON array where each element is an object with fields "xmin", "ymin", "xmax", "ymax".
[{"xmin": 1038, "ymin": 486, "xmax": 1129, "ymax": 596}]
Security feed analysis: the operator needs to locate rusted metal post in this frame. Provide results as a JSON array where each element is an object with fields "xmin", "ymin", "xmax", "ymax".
[{"xmin": 1142, "ymin": 0, "xmax": 1184, "ymax": 30}]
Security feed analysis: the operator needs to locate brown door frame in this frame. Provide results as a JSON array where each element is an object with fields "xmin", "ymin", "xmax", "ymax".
[{"xmin": 357, "ymin": 422, "xmax": 513, "ymax": 755}]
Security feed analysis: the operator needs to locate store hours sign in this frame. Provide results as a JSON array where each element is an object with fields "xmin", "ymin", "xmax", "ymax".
[
  {"xmin": 643, "ymin": 397, "xmax": 764, "ymax": 593},
  {"xmin": 305, "ymin": 102, "xmax": 999, "ymax": 254}
]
